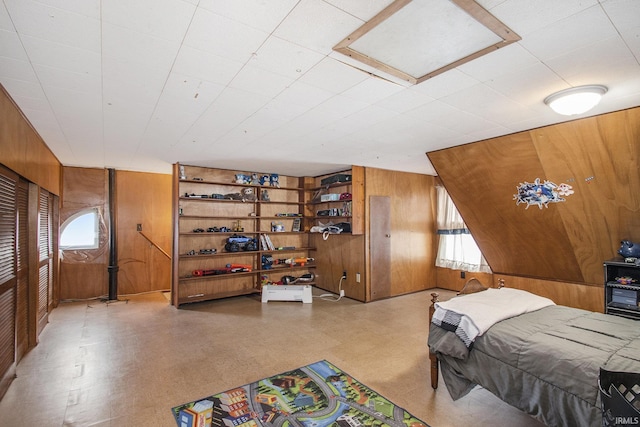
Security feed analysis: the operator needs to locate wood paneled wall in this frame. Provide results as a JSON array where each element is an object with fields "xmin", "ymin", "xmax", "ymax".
[
  {"xmin": 310, "ymin": 167, "xmax": 437, "ymax": 302},
  {"xmin": 0, "ymin": 85, "xmax": 61, "ymax": 195},
  {"xmin": 60, "ymin": 167, "xmax": 173, "ymax": 299},
  {"xmin": 435, "ymin": 270, "xmax": 603, "ymax": 311},
  {"xmin": 428, "ymin": 107, "xmax": 640, "ymax": 308},
  {"xmin": 310, "ymin": 233, "xmax": 367, "ymax": 301},
  {"xmin": 364, "ymin": 167, "xmax": 437, "ymax": 300},
  {"xmin": 0, "ymin": 87, "xmax": 60, "ymax": 399},
  {"xmin": 435, "ymin": 267, "xmax": 493, "ymax": 292},
  {"xmin": 116, "ymin": 171, "xmax": 172, "ymax": 295},
  {"xmin": 494, "ymin": 275, "xmax": 603, "ymax": 312}
]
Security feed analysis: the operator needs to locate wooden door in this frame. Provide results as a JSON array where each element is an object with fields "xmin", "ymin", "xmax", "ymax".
[
  {"xmin": 15, "ymin": 179, "xmax": 29, "ymax": 362},
  {"xmin": 370, "ymin": 196, "xmax": 391, "ymax": 300},
  {"xmin": 0, "ymin": 166, "xmax": 17, "ymax": 398},
  {"xmin": 37, "ymin": 189, "xmax": 52, "ymax": 335}
]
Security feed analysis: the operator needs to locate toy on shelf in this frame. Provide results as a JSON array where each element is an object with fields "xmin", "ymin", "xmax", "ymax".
[
  {"xmin": 192, "ymin": 264, "xmax": 252, "ymax": 276},
  {"xmin": 234, "ymin": 174, "xmax": 251, "ymax": 184},
  {"xmin": 616, "ymin": 276, "xmax": 637, "ymax": 285},
  {"xmin": 262, "ymin": 255, "xmax": 278, "ymax": 270},
  {"xmin": 261, "ymin": 255, "xmax": 314, "ymax": 269},
  {"xmin": 284, "ymin": 257, "xmax": 314, "ymax": 266},
  {"xmin": 198, "ymin": 248, "xmax": 217, "ymax": 255},
  {"xmin": 225, "ymin": 235, "xmax": 258, "ymax": 252},
  {"xmin": 281, "ymin": 272, "xmax": 315, "ymax": 285},
  {"xmin": 241, "ymin": 188, "xmax": 256, "ymax": 201}
]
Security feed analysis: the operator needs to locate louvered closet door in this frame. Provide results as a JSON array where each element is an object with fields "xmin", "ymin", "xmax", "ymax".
[
  {"xmin": 0, "ymin": 168, "xmax": 17, "ymax": 397},
  {"xmin": 37, "ymin": 189, "xmax": 52, "ymax": 335},
  {"xmin": 16, "ymin": 179, "xmax": 29, "ymax": 362}
]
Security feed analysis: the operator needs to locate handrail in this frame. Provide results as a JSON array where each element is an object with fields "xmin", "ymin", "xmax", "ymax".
[{"xmin": 138, "ymin": 231, "xmax": 171, "ymax": 259}]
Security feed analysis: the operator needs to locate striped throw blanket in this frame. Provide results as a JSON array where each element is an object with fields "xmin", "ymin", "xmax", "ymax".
[{"xmin": 431, "ymin": 288, "xmax": 555, "ymax": 348}]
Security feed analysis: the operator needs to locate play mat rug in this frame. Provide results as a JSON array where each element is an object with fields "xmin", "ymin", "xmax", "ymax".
[{"xmin": 171, "ymin": 359, "xmax": 431, "ymax": 427}]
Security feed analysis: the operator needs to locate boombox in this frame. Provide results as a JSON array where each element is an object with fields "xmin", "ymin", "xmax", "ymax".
[{"xmin": 321, "ymin": 174, "xmax": 351, "ymax": 186}]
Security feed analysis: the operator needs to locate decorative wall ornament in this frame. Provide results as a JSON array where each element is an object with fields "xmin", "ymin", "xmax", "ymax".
[{"xmin": 514, "ymin": 178, "xmax": 574, "ymax": 209}]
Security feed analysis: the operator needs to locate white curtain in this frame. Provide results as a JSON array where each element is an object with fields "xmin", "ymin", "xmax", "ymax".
[
  {"xmin": 436, "ymin": 185, "xmax": 467, "ymax": 233},
  {"xmin": 435, "ymin": 186, "xmax": 491, "ymax": 273}
]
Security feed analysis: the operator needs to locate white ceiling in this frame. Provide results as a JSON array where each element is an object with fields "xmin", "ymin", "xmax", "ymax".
[{"xmin": 1, "ymin": 0, "xmax": 639, "ymax": 177}]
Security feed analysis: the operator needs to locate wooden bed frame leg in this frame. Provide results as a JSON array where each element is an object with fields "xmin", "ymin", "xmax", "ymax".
[{"xmin": 429, "ymin": 292, "xmax": 439, "ymax": 389}]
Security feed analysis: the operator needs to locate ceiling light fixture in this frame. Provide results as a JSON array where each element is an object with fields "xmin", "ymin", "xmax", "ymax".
[{"xmin": 544, "ymin": 85, "xmax": 608, "ymax": 116}]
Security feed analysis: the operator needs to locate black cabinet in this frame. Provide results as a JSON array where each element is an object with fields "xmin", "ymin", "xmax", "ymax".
[{"xmin": 604, "ymin": 258, "xmax": 640, "ymax": 320}]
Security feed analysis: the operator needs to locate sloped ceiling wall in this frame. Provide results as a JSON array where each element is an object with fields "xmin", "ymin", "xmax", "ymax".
[{"xmin": 428, "ymin": 107, "xmax": 640, "ymax": 285}]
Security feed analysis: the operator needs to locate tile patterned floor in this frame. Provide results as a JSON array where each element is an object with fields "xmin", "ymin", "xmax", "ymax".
[{"xmin": 0, "ymin": 289, "xmax": 544, "ymax": 426}]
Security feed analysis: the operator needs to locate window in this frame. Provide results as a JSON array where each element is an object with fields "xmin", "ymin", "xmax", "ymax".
[
  {"xmin": 60, "ymin": 208, "xmax": 100, "ymax": 250},
  {"xmin": 436, "ymin": 186, "xmax": 491, "ymax": 273}
]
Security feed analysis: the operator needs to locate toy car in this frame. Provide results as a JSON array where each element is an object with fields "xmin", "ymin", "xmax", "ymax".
[
  {"xmin": 199, "ymin": 248, "xmax": 217, "ymax": 255},
  {"xmin": 224, "ymin": 235, "xmax": 258, "ymax": 252}
]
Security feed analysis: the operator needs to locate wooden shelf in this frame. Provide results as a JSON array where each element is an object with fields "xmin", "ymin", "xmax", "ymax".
[
  {"xmin": 303, "ymin": 166, "xmax": 363, "ymax": 236},
  {"xmin": 179, "ymin": 247, "xmax": 317, "ymax": 259},
  {"xmin": 180, "ymin": 231, "xmax": 253, "ymax": 236},
  {"xmin": 263, "ymin": 247, "xmax": 317, "ymax": 253},
  {"xmin": 179, "ymin": 178, "xmax": 302, "ymax": 191},
  {"xmin": 306, "ymin": 181, "xmax": 353, "ymax": 192},
  {"xmin": 309, "ymin": 216, "xmax": 352, "ymax": 220},
  {"xmin": 178, "ymin": 288, "xmax": 260, "ymax": 305},
  {"xmin": 306, "ymin": 198, "xmax": 352, "ymax": 205},
  {"xmin": 179, "ymin": 215, "xmax": 258, "ymax": 220},
  {"xmin": 173, "ymin": 164, "xmax": 315, "ymax": 307},
  {"xmin": 179, "ymin": 264, "xmax": 316, "ymax": 281},
  {"xmin": 179, "ymin": 197, "xmax": 303, "ymax": 205},
  {"xmin": 179, "ymin": 231, "xmax": 308, "ymax": 236}
]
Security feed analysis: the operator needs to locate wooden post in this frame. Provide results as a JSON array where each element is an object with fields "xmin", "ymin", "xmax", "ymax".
[{"xmin": 428, "ymin": 292, "xmax": 439, "ymax": 389}]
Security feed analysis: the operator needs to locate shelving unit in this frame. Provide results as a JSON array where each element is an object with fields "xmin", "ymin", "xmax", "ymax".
[
  {"xmin": 304, "ymin": 167, "xmax": 364, "ymax": 235},
  {"xmin": 604, "ymin": 258, "xmax": 640, "ymax": 320},
  {"xmin": 172, "ymin": 164, "xmax": 316, "ymax": 307}
]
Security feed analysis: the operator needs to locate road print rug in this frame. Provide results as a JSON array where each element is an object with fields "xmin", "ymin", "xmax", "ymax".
[{"xmin": 171, "ymin": 359, "xmax": 431, "ymax": 427}]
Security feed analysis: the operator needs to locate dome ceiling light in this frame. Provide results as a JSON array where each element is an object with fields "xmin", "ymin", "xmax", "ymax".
[{"xmin": 544, "ymin": 85, "xmax": 608, "ymax": 116}]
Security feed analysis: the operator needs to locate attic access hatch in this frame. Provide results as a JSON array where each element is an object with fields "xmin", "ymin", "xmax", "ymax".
[{"xmin": 333, "ymin": 0, "xmax": 521, "ymax": 85}]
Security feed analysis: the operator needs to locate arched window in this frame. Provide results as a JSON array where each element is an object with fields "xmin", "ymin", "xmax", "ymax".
[{"xmin": 60, "ymin": 208, "xmax": 100, "ymax": 250}]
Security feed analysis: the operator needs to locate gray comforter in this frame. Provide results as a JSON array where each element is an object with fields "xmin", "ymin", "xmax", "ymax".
[{"xmin": 428, "ymin": 305, "xmax": 640, "ymax": 427}]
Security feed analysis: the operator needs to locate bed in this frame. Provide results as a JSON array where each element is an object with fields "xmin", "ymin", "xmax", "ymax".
[{"xmin": 427, "ymin": 278, "xmax": 640, "ymax": 427}]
